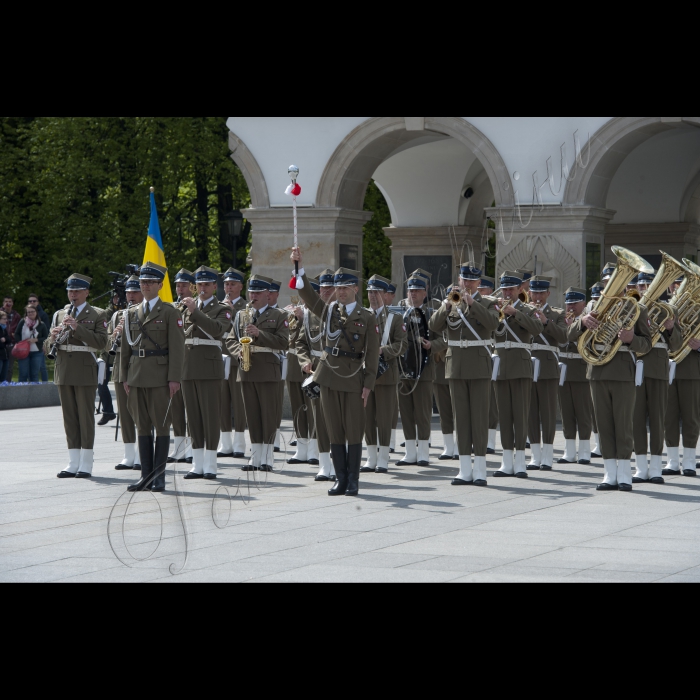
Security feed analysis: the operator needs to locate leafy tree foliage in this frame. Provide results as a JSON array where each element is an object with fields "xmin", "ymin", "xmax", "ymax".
[{"xmin": 363, "ymin": 180, "xmax": 392, "ymax": 282}]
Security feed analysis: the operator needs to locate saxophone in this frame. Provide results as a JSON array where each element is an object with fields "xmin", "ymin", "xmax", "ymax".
[
  {"xmin": 669, "ymin": 258, "xmax": 700, "ymax": 365},
  {"xmin": 239, "ymin": 305, "xmax": 254, "ymax": 372},
  {"xmin": 578, "ymin": 246, "xmax": 654, "ymax": 366}
]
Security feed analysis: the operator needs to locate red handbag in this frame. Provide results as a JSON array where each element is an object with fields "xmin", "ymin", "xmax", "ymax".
[{"xmin": 11, "ymin": 341, "xmax": 31, "ymax": 360}]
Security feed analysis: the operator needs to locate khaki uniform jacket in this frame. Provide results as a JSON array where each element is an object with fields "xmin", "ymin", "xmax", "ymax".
[
  {"xmin": 287, "ymin": 318, "xmax": 306, "ymax": 383},
  {"xmin": 401, "ymin": 304, "xmax": 447, "ymax": 384},
  {"xmin": 107, "ymin": 308, "xmax": 130, "ymax": 383},
  {"xmin": 46, "ymin": 304, "xmax": 109, "ymax": 387},
  {"xmin": 531, "ymin": 305, "xmax": 568, "ymax": 380},
  {"xmin": 559, "ymin": 320, "xmax": 588, "ymax": 382},
  {"xmin": 298, "ymin": 274, "xmax": 380, "ymax": 393},
  {"xmin": 222, "ymin": 298, "xmax": 247, "ymax": 371},
  {"xmin": 400, "ymin": 298, "xmax": 442, "ymax": 312},
  {"xmin": 677, "ymin": 345, "xmax": 700, "ymax": 379},
  {"xmin": 296, "ymin": 309, "xmax": 324, "ymax": 373},
  {"xmin": 119, "ymin": 301, "xmax": 186, "ymax": 387},
  {"xmin": 494, "ymin": 301, "xmax": 544, "ymax": 380},
  {"xmin": 635, "ymin": 316, "xmax": 682, "ymax": 381},
  {"xmin": 567, "ymin": 307, "xmax": 653, "ymax": 382},
  {"xmin": 227, "ymin": 306, "xmax": 290, "ymax": 383},
  {"xmin": 182, "ymin": 299, "xmax": 230, "ymax": 381},
  {"xmin": 430, "ymin": 294, "xmax": 500, "ymax": 380},
  {"xmin": 375, "ymin": 307, "xmax": 408, "ymax": 387}
]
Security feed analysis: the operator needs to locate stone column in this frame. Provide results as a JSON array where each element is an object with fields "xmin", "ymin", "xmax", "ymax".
[
  {"xmin": 486, "ymin": 206, "xmax": 615, "ymax": 301},
  {"xmin": 383, "ymin": 226, "xmax": 484, "ymax": 297},
  {"xmin": 243, "ymin": 207, "xmax": 371, "ymax": 307}
]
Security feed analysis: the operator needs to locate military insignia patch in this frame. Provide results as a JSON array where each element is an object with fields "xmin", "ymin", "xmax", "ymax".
[
  {"xmin": 284, "ymin": 321, "xmax": 289, "ymax": 328},
  {"xmin": 226, "ymin": 313, "xmax": 232, "ymax": 320},
  {"xmin": 375, "ymin": 326, "xmax": 380, "ymax": 334},
  {"xmin": 353, "ymin": 334, "xmax": 360, "ymax": 341},
  {"xmin": 103, "ymin": 321, "xmax": 108, "ymax": 328},
  {"xmin": 177, "ymin": 319, "xmax": 183, "ymax": 328}
]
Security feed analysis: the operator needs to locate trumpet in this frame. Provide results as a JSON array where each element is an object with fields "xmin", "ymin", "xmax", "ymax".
[
  {"xmin": 239, "ymin": 306, "xmax": 255, "ymax": 372},
  {"xmin": 109, "ymin": 304, "xmax": 134, "ymax": 356},
  {"xmin": 47, "ymin": 305, "xmax": 76, "ymax": 360}
]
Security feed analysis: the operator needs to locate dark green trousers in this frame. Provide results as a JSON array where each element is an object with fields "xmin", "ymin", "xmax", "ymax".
[
  {"xmin": 434, "ymin": 383, "xmax": 454, "ymax": 435},
  {"xmin": 115, "ymin": 381, "xmax": 136, "ymax": 445},
  {"xmin": 665, "ymin": 379, "xmax": 700, "ymax": 449},
  {"xmin": 529, "ymin": 379, "xmax": 559, "ymax": 445},
  {"xmin": 321, "ymin": 386, "xmax": 364, "ymax": 445},
  {"xmin": 559, "ymin": 382, "xmax": 593, "ymax": 440},
  {"xmin": 450, "ymin": 378, "xmax": 491, "ymax": 457},
  {"xmin": 399, "ymin": 380, "xmax": 433, "ymax": 441},
  {"xmin": 59, "ymin": 384, "xmax": 98, "ymax": 450},
  {"xmin": 496, "ymin": 379, "xmax": 532, "ymax": 451},
  {"xmin": 365, "ymin": 383, "xmax": 399, "ymax": 447},
  {"xmin": 634, "ymin": 379, "xmax": 668, "ymax": 456},
  {"xmin": 591, "ymin": 380, "xmax": 636, "ymax": 461},
  {"xmin": 128, "ymin": 385, "xmax": 172, "ymax": 439}
]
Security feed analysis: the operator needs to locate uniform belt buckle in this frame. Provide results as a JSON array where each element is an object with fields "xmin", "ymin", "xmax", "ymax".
[
  {"xmin": 139, "ymin": 349, "xmax": 146, "ymax": 358},
  {"xmin": 332, "ymin": 347, "xmax": 340, "ymax": 357}
]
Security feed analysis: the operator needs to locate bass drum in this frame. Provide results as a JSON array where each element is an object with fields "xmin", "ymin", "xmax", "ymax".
[{"xmin": 399, "ymin": 307, "xmax": 431, "ymax": 380}]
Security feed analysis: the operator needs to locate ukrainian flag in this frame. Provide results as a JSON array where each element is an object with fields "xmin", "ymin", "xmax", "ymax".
[{"xmin": 143, "ymin": 189, "xmax": 173, "ymax": 303}]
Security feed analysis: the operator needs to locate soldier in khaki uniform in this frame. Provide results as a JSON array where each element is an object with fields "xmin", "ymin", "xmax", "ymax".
[
  {"xmin": 528, "ymin": 277, "xmax": 568, "ymax": 471},
  {"xmin": 179, "ymin": 267, "xmax": 230, "ymax": 481},
  {"xmin": 385, "ymin": 280, "xmax": 401, "ymax": 453},
  {"xmin": 108, "ymin": 275, "xmax": 143, "ymax": 472},
  {"xmin": 168, "ymin": 269, "xmax": 195, "ymax": 465},
  {"xmin": 557, "ymin": 289, "xmax": 595, "ymax": 465},
  {"xmin": 433, "ymin": 285, "xmax": 458, "ymax": 462},
  {"xmin": 397, "ymin": 276, "xmax": 446, "ymax": 468},
  {"xmin": 431, "ymin": 264, "xmax": 500, "ymax": 487},
  {"xmin": 120, "ymin": 263, "xmax": 185, "ymax": 492},
  {"xmin": 633, "ymin": 272, "xmax": 682, "ymax": 484},
  {"xmin": 362, "ymin": 275, "xmax": 407, "ymax": 474},
  {"xmin": 219, "ymin": 268, "xmax": 248, "ymax": 460},
  {"xmin": 568, "ymin": 299, "xmax": 652, "ymax": 491},
  {"xmin": 296, "ymin": 271, "xmax": 336, "ymax": 481},
  {"xmin": 50, "ymin": 274, "xmax": 109, "ymax": 479},
  {"xmin": 493, "ymin": 272, "xmax": 544, "ymax": 479},
  {"xmin": 516, "ymin": 270, "xmax": 534, "ymax": 299},
  {"xmin": 478, "ymin": 277, "xmax": 500, "ymax": 454},
  {"xmin": 228, "ymin": 275, "xmax": 289, "ymax": 472},
  {"xmin": 291, "ymin": 248, "xmax": 380, "ymax": 497},
  {"xmin": 399, "ymin": 269, "xmax": 442, "ymax": 312}
]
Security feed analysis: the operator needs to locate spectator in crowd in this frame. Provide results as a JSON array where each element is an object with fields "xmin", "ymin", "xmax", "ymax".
[
  {"xmin": 0, "ymin": 311, "xmax": 10, "ymax": 383},
  {"xmin": 27, "ymin": 294, "xmax": 50, "ymax": 383},
  {"xmin": 15, "ymin": 305, "xmax": 49, "ymax": 383},
  {"xmin": 2, "ymin": 296, "xmax": 21, "ymax": 382}
]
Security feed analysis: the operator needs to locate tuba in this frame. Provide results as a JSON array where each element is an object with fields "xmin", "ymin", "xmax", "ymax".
[
  {"xmin": 640, "ymin": 252, "xmax": 690, "ymax": 347},
  {"xmin": 239, "ymin": 306, "xmax": 255, "ymax": 372},
  {"xmin": 669, "ymin": 258, "xmax": 700, "ymax": 365},
  {"xmin": 578, "ymin": 246, "xmax": 654, "ymax": 366}
]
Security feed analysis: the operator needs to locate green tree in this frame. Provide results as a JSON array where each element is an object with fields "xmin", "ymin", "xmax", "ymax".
[{"xmin": 363, "ymin": 180, "xmax": 392, "ymax": 284}]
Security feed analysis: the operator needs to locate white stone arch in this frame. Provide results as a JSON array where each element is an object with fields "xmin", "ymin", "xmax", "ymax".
[
  {"xmin": 316, "ymin": 116, "xmax": 511, "ymax": 210},
  {"xmin": 563, "ymin": 117, "xmax": 700, "ymax": 208},
  {"xmin": 228, "ymin": 131, "xmax": 270, "ymax": 209}
]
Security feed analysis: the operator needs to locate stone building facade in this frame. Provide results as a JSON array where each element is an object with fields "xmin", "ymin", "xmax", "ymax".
[{"xmin": 227, "ymin": 117, "xmax": 700, "ymax": 305}]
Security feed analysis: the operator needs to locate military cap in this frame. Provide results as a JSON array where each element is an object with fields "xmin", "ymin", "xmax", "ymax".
[
  {"xmin": 516, "ymin": 269, "xmax": 534, "ymax": 282},
  {"xmin": 529, "ymin": 275, "xmax": 553, "ymax": 292},
  {"xmin": 411, "ymin": 268, "xmax": 432, "ymax": 282},
  {"xmin": 478, "ymin": 276, "xmax": 496, "ymax": 290},
  {"xmin": 387, "ymin": 281, "xmax": 398, "ymax": 294},
  {"xmin": 500, "ymin": 271, "xmax": 523, "ymax": 289},
  {"xmin": 407, "ymin": 275, "xmax": 427, "ymax": 291},
  {"xmin": 248, "ymin": 274, "xmax": 273, "ymax": 292},
  {"xmin": 565, "ymin": 287, "xmax": 587, "ymax": 304},
  {"xmin": 140, "ymin": 262, "xmax": 167, "ymax": 282},
  {"xmin": 460, "ymin": 264, "xmax": 482, "ymax": 281},
  {"xmin": 66, "ymin": 273, "xmax": 92, "ymax": 291},
  {"xmin": 638, "ymin": 271, "xmax": 655, "ymax": 284},
  {"xmin": 125, "ymin": 275, "xmax": 141, "ymax": 292},
  {"xmin": 334, "ymin": 269, "xmax": 361, "ymax": 287},
  {"xmin": 270, "ymin": 280, "xmax": 282, "ymax": 293},
  {"xmin": 194, "ymin": 266, "xmax": 219, "ymax": 283},
  {"xmin": 591, "ymin": 283, "xmax": 604, "ymax": 299},
  {"xmin": 223, "ymin": 268, "xmax": 245, "ymax": 284},
  {"xmin": 174, "ymin": 269, "xmax": 195, "ymax": 285},
  {"xmin": 319, "ymin": 269, "xmax": 336, "ymax": 287},
  {"xmin": 602, "ymin": 262, "xmax": 617, "ymax": 280},
  {"xmin": 309, "ymin": 277, "xmax": 321, "ymax": 293},
  {"xmin": 367, "ymin": 274, "xmax": 391, "ymax": 292}
]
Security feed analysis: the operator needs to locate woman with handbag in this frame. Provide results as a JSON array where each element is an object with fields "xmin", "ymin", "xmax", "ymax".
[
  {"xmin": 0, "ymin": 311, "xmax": 10, "ymax": 382},
  {"xmin": 14, "ymin": 305, "xmax": 48, "ymax": 383}
]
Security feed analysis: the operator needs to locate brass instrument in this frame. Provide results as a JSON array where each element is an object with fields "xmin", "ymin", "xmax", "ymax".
[
  {"xmin": 669, "ymin": 258, "xmax": 700, "ymax": 364},
  {"xmin": 640, "ymin": 252, "xmax": 689, "ymax": 347},
  {"xmin": 109, "ymin": 303, "xmax": 134, "ymax": 356},
  {"xmin": 239, "ymin": 305, "xmax": 255, "ymax": 372},
  {"xmin": 448, "ymin": 288, "xmax": 467, "ymax": 318},
  {"xmin": 578, "ymin": 246, "xmax": 654, "ymax": 366},
  {"xmin": 47, "ymin": 305, "xmax": 76, "ymax": 360}
]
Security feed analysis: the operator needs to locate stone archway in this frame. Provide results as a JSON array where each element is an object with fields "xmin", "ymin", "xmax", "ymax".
[
  {"xmin": 228, "ymin": 131, "xmax": 270, "ymax": 209},
  {"xmin": 316, "ymin": 116, "xmax": 511, "ymax": 210},
  {"xmin": 563, "ymin": 117, "xmax": 700, "ymax": 208}
]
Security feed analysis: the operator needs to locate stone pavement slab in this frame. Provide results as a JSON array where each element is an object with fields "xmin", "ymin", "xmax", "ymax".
[{"xmin": 1, "ymin": 406, "xmax": 700, "ymax": 583}]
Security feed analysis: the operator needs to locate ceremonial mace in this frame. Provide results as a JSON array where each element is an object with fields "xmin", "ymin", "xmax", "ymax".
[{"xmin": 287, "ymin": 165, "xmax": 303, "ymax": 290}]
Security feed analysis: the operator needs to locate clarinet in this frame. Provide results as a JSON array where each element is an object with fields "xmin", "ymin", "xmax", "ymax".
[
  {"xmin": 108, "ymin": 304, "xmax": 134, "ymax": 357},
  {"xmin": 47, "ymin": 305, "xmax": 76, "ymax": 360}
]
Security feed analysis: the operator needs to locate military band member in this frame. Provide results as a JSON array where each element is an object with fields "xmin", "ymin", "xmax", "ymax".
[
  {"xmin": 433, "ymin": 285, "xmax": 458, "ymax": 461},
  {"xmin": 291, "ymin": 248, "xmax": 380, "ymax": 497},
  {"xmin": 228, "ymin": 275, "xmax": 289, "ymax": 472},
  {"xmin": 296, "ymin": 270, "xmax": 336, "ymax": 481},
  {"xmin": 109, "ymin": 275, "xmax": 143, "ymax": 472},
  {"xmin": 588, "ymin": 282, "xmax": 604, "ymax": 458},
  {"xmin": 219, "ymin": 268, "xmax": 248, "ymax": 460},
  {"xmin": 568, "ymin": 299, "xmax": 652, "ymax": 492},
  {"xmin": 168, "ymin": 269, "xmax": 195, "ymax": 465},
  {"xmin": 120, "ymin": 263, "xmax": 185, "ymax": 492},
  {"xmin": 400, "ymin": 269, "xmax": 442, "ymax": 311},
  {"xmin": 493, "ymin": 272, "xmax": 544, "ymax": 479},
  {"xmin": 397, "ymin": 276, "xmax": 445, "ymax": 468},
  {"xmin": 431, "ymin": 264, "xmax": 500, "ymax": 487},
  {"xmin": 477, "ymin": 277, "xmax": 499, "ymax": 454},
  {"xmin": 633, "ymin": 272, "xmax": 682, "ymax": 484},
  {"xmin": 180, "ymin": 267, "xmax": 230, "ymax": 481},
  {"xmin": 528, "ymin": 277, "xmax": 568, "ymax": 471},
  {"xmin": 516, "ymin": 269, "xmax": 534, "ymax": 299},
  {"xmin": 558, "ymin": 289, "xmax": 594, "ymax": 465},
  {"xmin": 385, "ymin": 280, "xmax": 401, "ymax": 453},
  {"xmin": 287, "ymin": 288, "xmax": 316, "ymax": 465},
  {"xmin": 269, "ymin": 280, "xmax": 284, "ymax": 453},
  {"xmin": 363, "ymin": 275, "xmax": 408, "ymax": 474},
  {"xmin": 50, "ymin": 274, "xmax": 109, "ymax": 479}
]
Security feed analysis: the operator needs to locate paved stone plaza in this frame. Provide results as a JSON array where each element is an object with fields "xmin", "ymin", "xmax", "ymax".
[{"xmin": 1, "ymin": 404, "xmax": 700, "ymax": 583}]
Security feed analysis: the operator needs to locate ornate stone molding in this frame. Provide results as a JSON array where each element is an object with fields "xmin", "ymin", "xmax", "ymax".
[{"xmin": 228, "ymin": 132, "xmax": 270, "ymax": 209}]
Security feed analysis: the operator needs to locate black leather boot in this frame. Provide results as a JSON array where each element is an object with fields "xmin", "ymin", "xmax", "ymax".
[
  {"xmin": 128, "ymin": 437, "xmax": 154, "ymax": 492},
  {"xmin": 150, "ymin": 437, "xmax": 169, "ymax": 492},
  {"xmin": 346, "ymin": 444, "xmax": 362, "ymax": 497},
  {"xmin": 328, "ymin": 445, "xmax": 348, "ymax": 496}
]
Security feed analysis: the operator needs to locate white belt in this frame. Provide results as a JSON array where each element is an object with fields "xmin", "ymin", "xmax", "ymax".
[
  {"xmin": 185, "ymin": 338, "xmax": 222, "ymax": 348},
  {"xmin": 311, "ymin": 350, "xmax": 323, "ymax": 358},
  {"xmin": 654, "ymin": 342, "xmax": 668, "ymax": 350},
  {"xmin": 560, "ymin": 352, "xmax": 583, "ymax": 360},
  {"xmin": 531, "ymin": 344, "xmax": 559, "ymax": 354},
  {"xmin": 59, "ymin": 345, "xmax": 101, "ymax": 354},
  {"xmin": 495, "ymin": 342, "xmax": 532, "ymax": 351},
  {"xmin": 288, "ymin": 349, "xmax": 297, "ymax": 356},
  {"xmin": 448, "ymin": 340, "xmax": 493, "ymax": 349},
  {"xmin": 223, "ymin": 332, "xmax": 230, "ymax": 340},
  {"xmin": 251, "ymin": 347, "xmax": 275, "ymax": 354},
  {"xmin": 595, "ymin": 345, "xmax": 630, "ymax": 353}
]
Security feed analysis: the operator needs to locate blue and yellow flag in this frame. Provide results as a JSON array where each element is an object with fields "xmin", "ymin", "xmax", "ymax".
[{"xmin": 143, "ymin": 189, "xmax": 173, "ymax": 303}]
